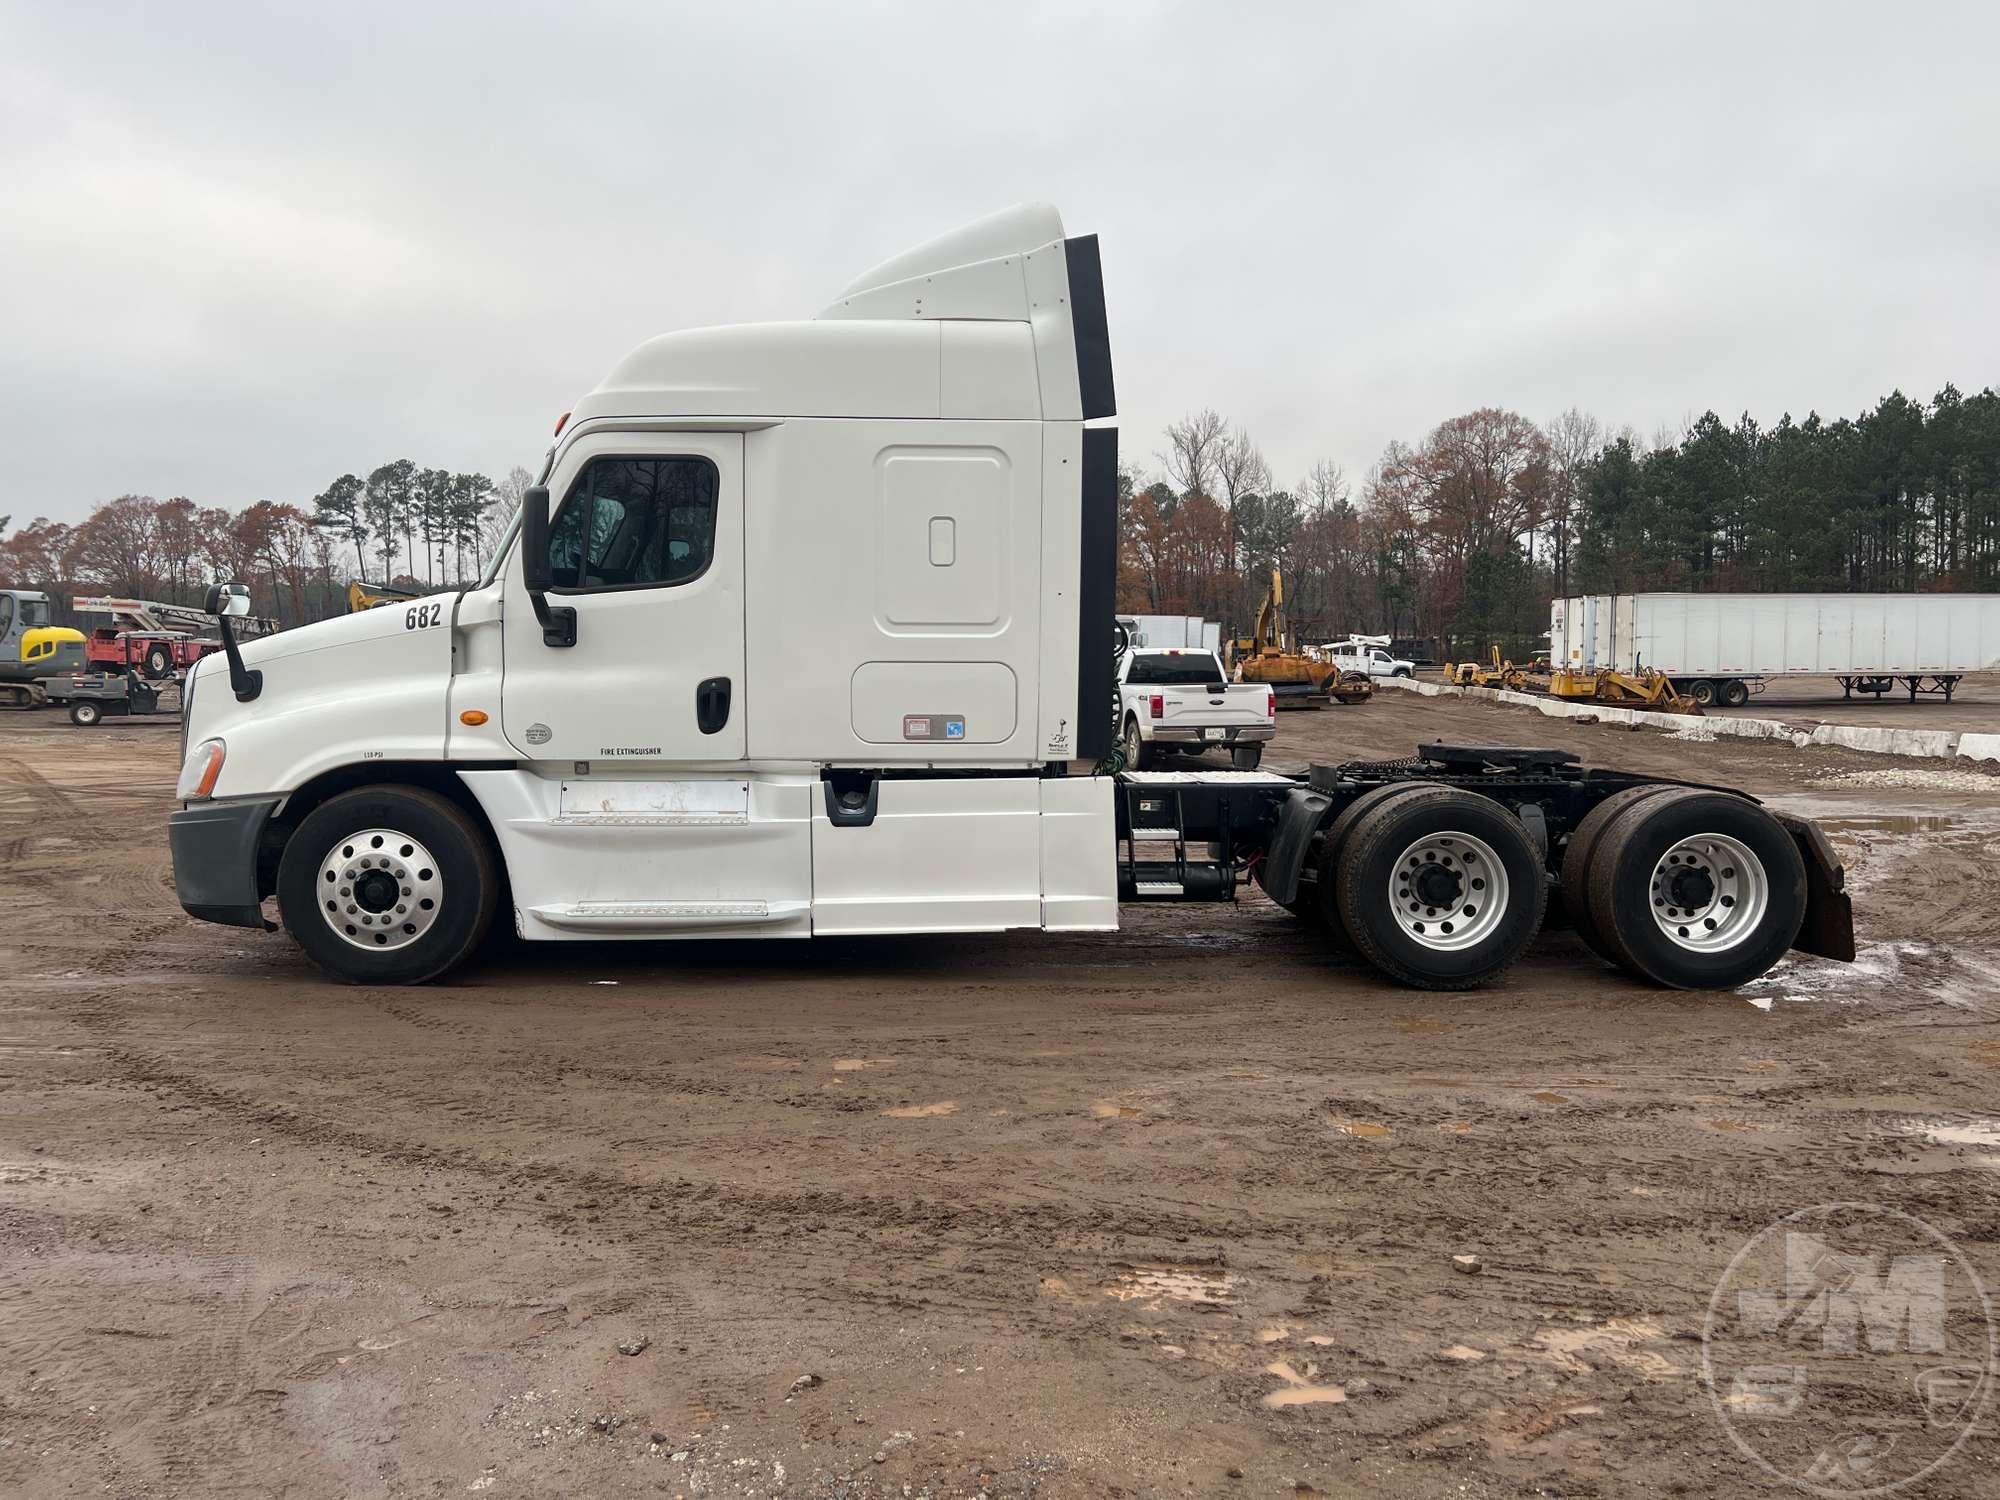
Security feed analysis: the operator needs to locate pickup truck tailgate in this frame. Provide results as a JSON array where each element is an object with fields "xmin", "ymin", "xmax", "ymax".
[{"xmin": 1160, "ymin": 685, "xmax": 1269, "ymax": 726}]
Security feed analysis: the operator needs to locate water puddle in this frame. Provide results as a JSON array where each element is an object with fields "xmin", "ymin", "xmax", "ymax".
[
  {"xmin": 1533, "ymin": 1319, "xmax": 1675, "ymax": 1377},
  {"xmin": 882, "ymin": 1101, "xmax": 956, "ymax": 1118},
  {"xmin": 1441, "ymin": 1344, "xmax": 1487, "ymax": 1362},
  {"xmin": 1091, "ymin": 1102, "xmax": 1140, "ymax": 1118},
  {"xmin": 1103, "ymin": 1264, "xmax": 1240, "ymax": 1306},
  {"xmin": 1261, "ymin": 1360, "xmax": 1347, "ymax": 1408},
  {"xmin": 1258, "ymin": 1326, "xmax": 1290, "ymax": 1344},
  {"xmin": 1529, "ymin": 1091, "xmax": 1569, "ymax": 1105},
  {"xmin": 1816, "ymin": 814, "xmax": 1962, "ymax": 835},
  {"xmin": 1707, "ymin": 1118, "xmax": 1751, "ymax": 1132},
  {"xmin": 832, "ymin": 1058, "xmax": 870, "ymax": 1071},
  {"xmin": 1901, "ymin": 1117, "xmax": 2000, "ymax": 1149},
  {"xmin": 1335, "ymin": 1120, "xmax": 1390, "ymax": 1139}
]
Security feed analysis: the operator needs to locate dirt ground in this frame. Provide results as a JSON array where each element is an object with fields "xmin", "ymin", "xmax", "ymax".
[{"xmin": 3, "ymin": 697, "xmax": 1998, "ymax": 1499}]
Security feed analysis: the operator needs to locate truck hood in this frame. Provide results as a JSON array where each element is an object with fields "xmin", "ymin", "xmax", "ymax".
[
  {"xmin": 236, "ymin": 599, "xmax": 454, "ymax": 668},
  {"xmin": 187, "ymin": 599, "xmax": 457, "ymax": 799}
]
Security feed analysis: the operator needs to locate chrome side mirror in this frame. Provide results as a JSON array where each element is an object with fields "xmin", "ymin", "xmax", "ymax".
[{"xmin": 204, "ymin": 583, "xmax": 253, "ymax": 619}]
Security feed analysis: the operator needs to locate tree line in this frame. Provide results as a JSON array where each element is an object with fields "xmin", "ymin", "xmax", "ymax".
[
  {"xmin": 0, "ymin": 464, "xmax": 532, "ymax": 627},
  {"xmin": 1118, "ymin": 383, "xmax": 2000, "ymax": 661},
  {"xmin": 7, "ymin": 380, "xmax": 1994, "ymax": 647}
]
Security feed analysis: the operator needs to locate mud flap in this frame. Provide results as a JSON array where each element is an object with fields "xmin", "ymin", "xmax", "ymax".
[
  {"xmin": 1774, "ymin": 812, "xmax": 1855, "ymax": 962},
  {"xmin": 1257, "ymin": 788, "xmax": 1332, "ymax": 906}
]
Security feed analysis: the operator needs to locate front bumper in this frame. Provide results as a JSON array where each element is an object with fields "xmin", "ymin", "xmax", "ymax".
[
  {"xmin": 168, "ymin": 796, "xmax": 282, "ymax": 929},
  {"xmin": 1151, "ymin": 725, "xmax": 1276, "ymax": 745}
]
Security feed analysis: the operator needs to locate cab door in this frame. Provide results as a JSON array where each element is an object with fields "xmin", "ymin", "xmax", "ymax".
[{"xmin": 501, "ymin": 432, "xmax": 744, "ymax": 763}]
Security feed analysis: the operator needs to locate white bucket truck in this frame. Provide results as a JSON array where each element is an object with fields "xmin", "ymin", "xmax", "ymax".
[{"xmin": 169, "ymin": 206, "xmax": 1854, "ymax": 993}]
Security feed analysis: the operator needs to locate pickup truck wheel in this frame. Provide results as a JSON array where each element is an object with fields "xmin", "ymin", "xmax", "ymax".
[
  {"xmin": 1585, "ymin": 790, "xmax": 1805, "ymax": 990},
  {"xmin": 1334, "ymin": 786, "xmax": 1545, "ymax": 989},
  {"xmin": 278, "ymin": 785, "xmax": 497, "ymax": 985},
  {"xmin": 1231, "ymin": 743, "xmax": 1263, "ymax": 770},
  {"xmin": 1558, "ymin": 784, "xmax": 1683, "ymax": 962},
  {"xmin": 1121, "ymin": 716, "xmax": 1151, "ymax": 772}
]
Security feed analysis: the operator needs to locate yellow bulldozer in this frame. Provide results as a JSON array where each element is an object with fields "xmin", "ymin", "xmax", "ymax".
[{"xmin": 1230, "ymin": 568, "xmax": 1371, "ymax": 708}]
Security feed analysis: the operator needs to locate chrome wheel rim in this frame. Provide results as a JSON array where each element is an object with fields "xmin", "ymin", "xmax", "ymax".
[
  {"xmin": 1389, "ymin": 831, "xmax": 1508, "ymax": 951},
  {"xmin": 317, "ymin": 828, "xmax": 442, "ymax": 951},
  {"xmin": 1650, "ymin": 833, "xmax": 1766, "ymax": 952}
]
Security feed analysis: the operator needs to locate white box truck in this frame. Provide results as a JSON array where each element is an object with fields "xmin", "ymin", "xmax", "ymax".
[
  {"xmin": 1551, "ymin": 592, "xmax": 2000, "ymax": 706},
  {"xmin": 166, "ymin": 206, "xmax": 1852, "ymax": 993}
]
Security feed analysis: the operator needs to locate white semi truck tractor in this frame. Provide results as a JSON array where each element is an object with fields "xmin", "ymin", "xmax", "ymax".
[{"xmin": 167, "ymin": 205, "xmax": 1854, "ymax": 992}]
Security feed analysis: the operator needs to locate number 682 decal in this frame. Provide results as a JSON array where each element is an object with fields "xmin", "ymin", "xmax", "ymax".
[{"xmin": 405, "ymin": 602, "xmax": 444, "ymax": 630}]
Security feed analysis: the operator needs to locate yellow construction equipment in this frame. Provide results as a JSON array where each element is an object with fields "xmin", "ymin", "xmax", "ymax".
[
  {"xmin": 1447, "ymin": 647, "xmax": 1535, "ymax": 691},
  {"xmin": 1230, "ymin": 568, "xmax": 1368, "ymax": 708},
  {"xmin": 347, "ymin": 580, "xmax": 423, "ymax": 613},
  {"xmin": 1548, "ymin": 665, "xmax": 1703, "ymax": 716},
  {"xmin": 0, "ymin": 589, "xmax": 89, "ymax": 709}
]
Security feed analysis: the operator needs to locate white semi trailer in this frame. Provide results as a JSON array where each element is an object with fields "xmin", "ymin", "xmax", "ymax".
[
  {"xmin": 167, "ymin": 206, "xmax": 1853, "ymax": 993},
  {"xmin": 1551, "ymin": 592, "xmax": 2000, "ymax": 706}
]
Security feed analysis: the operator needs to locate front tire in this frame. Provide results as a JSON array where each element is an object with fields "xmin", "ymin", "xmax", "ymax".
[
  {"xmin": 69, "ymin": 701, "xmax": 102, "ymax": 727},
  {"xmin": 143, "ymin": 644, "xmax": 173, "ymax": 679},
  {"xmin": 1585, "ymin": 790, "xmax": 1805, "ymax": 989},
  {"xmin": 1334, "ymin": 786, "xmax": 1546, "ymax": 989},
  {"xmin": 277, "ymin": 785, "xmax": 498, "ymax": 985}
]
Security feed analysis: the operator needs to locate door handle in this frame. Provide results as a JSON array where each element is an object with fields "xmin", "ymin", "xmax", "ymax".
[{"xmin": 696, "ymin": 676, "xmax": 731, "ymax": 735}]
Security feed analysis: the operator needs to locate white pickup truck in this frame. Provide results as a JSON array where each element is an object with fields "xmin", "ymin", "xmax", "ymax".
[
  {"xmin": 1326, "ymin": 639, "xmax": 1415, "ymax": 680},
  {"xmin": 1116, "ymin": 648, "xmax": 1275, "ymax": 770}
]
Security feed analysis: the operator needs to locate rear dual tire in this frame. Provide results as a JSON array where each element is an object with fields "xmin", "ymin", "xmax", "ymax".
[
  {"xmin": 1333, "ymin": 786, "xmax": 1546, "ymax": 989},
  {"xmin": 1564, "ymin": 786, "xmax": 1805, "ymax": 989}
]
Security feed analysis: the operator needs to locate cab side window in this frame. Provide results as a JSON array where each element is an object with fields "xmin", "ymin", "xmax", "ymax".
[
  {"xmin": 0, "ymin": 595, "xmax": 14, "ymax": 640},
  {"xmin": 548, "ymin": 456, "xmax": 719, "ymax": 592}
]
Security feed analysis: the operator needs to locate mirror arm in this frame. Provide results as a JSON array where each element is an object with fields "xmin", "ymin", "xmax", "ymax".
[
  {"xmin": 218, "ymin": 615, "xmax": 263, "ymax": 702},
  {"xmin": 528, "ymin": 591, "xmax": 576, "ymax": 649}
]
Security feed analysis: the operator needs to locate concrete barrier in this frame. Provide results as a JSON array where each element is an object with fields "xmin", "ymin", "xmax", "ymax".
[
  {"xmin": 1378, "ymin": 674, "xmax": 1969, "ymax": 761},
  {"xmin": 1957, "ymin": 733, "xmax": 2000, "ymax": 764}
]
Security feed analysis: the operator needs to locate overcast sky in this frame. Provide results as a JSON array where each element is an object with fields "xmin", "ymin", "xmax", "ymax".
[{"xmin": 3, "ymin": 1, "xmax": 1996, "ymax": 525}]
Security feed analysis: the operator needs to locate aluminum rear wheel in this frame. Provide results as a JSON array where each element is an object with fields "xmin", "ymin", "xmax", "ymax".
[
  {"xmin": 1649, "ymin": 834, "xmax": 1767, "ymax": 953},
  {"xmin": 316, "ymin": 827, "xmax": 444, "ymax": 951},
  {"xmin": 1387, "ymin": 831, "xmax": 1509, "ymax": 952}
]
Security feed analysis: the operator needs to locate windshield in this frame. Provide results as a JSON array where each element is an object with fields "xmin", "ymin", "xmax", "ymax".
[{"xmin": 1126, "ymin": 653, "xmax": 1227, "ymax": 686}]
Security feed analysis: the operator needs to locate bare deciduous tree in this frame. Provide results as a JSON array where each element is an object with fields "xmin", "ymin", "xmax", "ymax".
[
  {"xmin": 1159, "ymin": 409, "xmax": 1227, "ymax": 503},
  {"xmin": 1543, "ymin": 408, "xmax": 1602, "ymax": 601}
]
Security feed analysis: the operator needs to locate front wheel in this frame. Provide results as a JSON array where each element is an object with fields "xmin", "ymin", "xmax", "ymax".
[
  {"xmin": 143, "ymin": 644, "xmax": 173, "ymax": 679},
  {"xmin": 277, "ymin": 785, "xmax": 498, "ymax": 985},
  {"xmin": 69, "ymin": 701, "xmax": 102, "ymax": 727},
  {"xmin": 1231, "ymin": 742, "xmax": 1263, "ymax": 770},
  {"xmin": 1333, "ymin": 785, "xmax": 1546, "ymax": 989}
]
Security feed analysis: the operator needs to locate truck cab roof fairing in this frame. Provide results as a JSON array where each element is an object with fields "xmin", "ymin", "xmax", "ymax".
[
  {"xmin": 819, "ymin": 202, "xmax": 1115, "ymax": 422},
  {"xmin": 566, "ymin": 205, "xmax": 1114, "ymax": 428}
]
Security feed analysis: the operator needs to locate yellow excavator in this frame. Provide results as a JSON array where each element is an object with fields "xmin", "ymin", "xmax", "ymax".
[
  {"xmin": 347, "ymin": 580, "xmax": 423, "ymax": 613},
  {"xmin": 0, "ymin": 589, "xmax": 89, "ymax": 708},
  {"xmin": 1230, "ymin": 568, "xmax": 1371, "ymax": 708}
]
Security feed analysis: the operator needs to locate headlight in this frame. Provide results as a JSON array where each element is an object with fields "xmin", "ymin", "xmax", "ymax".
[{"xmin": 178, "ymin": 738, "xmax": 227, "ymax": 800}]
